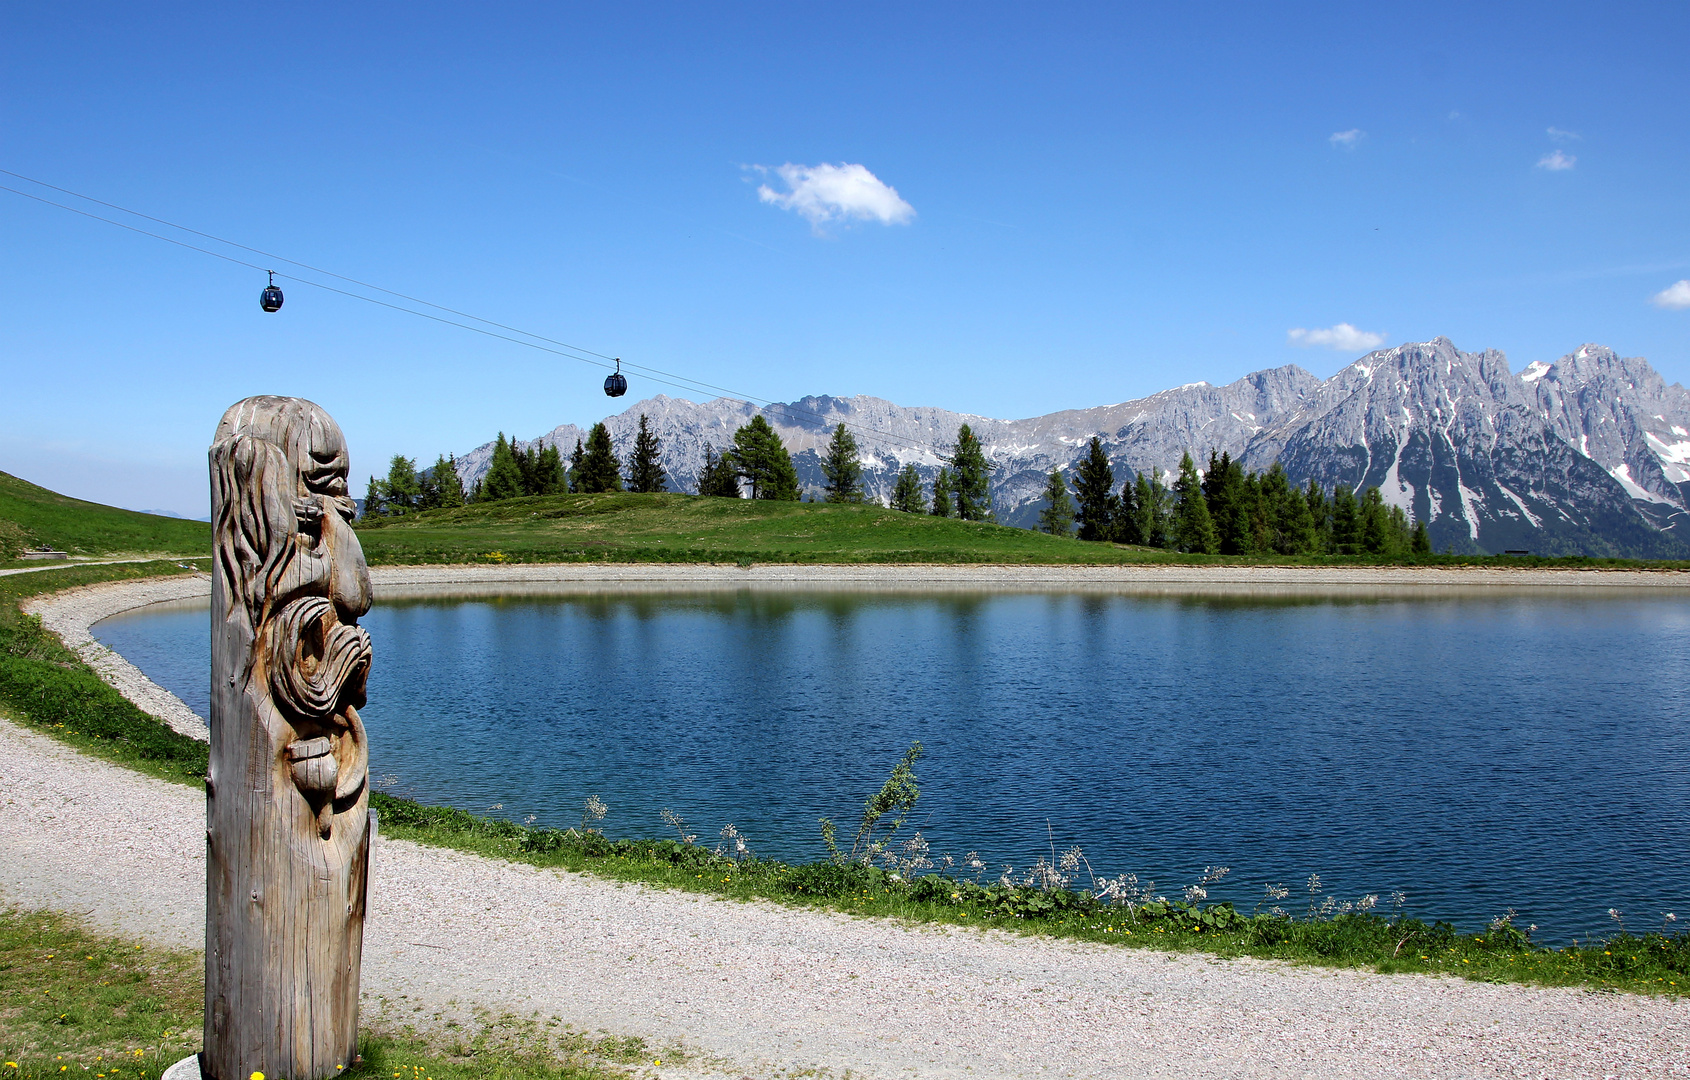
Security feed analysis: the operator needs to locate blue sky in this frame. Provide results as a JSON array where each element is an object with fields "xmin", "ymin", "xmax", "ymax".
[{"xmin": 3, "ymin": 2, "xmax": 1687, "ymax": 516}]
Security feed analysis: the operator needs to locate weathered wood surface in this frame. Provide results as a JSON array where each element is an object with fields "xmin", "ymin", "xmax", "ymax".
[{"xmin": 205, "ymin": 397, "xmax": 373, "ymax": 1080}]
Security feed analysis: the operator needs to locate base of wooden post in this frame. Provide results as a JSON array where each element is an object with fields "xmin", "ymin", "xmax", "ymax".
[{"xmin": 162, "ymin": 1056, "xmax": 201, "ymax": 1080}]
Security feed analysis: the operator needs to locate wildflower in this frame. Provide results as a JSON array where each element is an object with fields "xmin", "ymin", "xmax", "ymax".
[
  {"xmin": 252, "ymin": 1073, "xmax": 264, "ymax": 1080},
  {"xmin": 1184, "ymin": 885, "xmax": 1207, "ymax": 904}
]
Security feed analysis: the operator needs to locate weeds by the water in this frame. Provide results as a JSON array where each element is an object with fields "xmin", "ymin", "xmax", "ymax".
[{"xmin": 371, "ymin": 789, "xmax": 1690, "ymax": 997}]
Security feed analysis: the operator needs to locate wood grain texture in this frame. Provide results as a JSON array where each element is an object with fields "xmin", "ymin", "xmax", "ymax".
[{"xmin": 206, "ymin": 397, "xmax": 374, "ymax": 1080}]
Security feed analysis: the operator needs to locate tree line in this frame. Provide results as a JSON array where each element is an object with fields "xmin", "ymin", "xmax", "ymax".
[
  {"xmin": 1036, "ymin": 437, "xmax": 1431, "ymax": 556},
  {"xmin": 362, "ymin": 415, "xmax": 1419, "ymax": 557}
]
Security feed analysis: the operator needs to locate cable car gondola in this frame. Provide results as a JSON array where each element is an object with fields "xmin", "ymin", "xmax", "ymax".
[
  {"xmin": 259, "ymin": 270, "xmax": 284, "ymax": 313},
  {"xmin": 604, "ymin": 358, "xmax": 627, "ymax": 397}
]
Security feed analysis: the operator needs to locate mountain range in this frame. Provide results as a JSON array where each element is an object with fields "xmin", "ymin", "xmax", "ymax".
[{"xmin": 454, "ymin": 338, "xmax": 1690, "ymax": 557}]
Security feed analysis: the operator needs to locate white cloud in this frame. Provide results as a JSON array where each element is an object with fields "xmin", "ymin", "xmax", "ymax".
[
  {"xmin": 1547, "ymin": 126, "xmax": 1582, "ymax": 142},
  {"xmin": 1536, "ymin": 150, "xmax": 1576, "ymax": 171},
  {"xmin": 1651, "ymin": 280, "xmax": 1690, "ymax": 310},
  {"xmin": 755, "ymin": 163, "xmax": 915, "ymax": 232},
  {"xmin": 1288, "ymin": 323, "xmax": 1388, "ymax": 351},
  {"xmin": 1329, "ymin": 129, "xmax": 1365, "ymax": 150}
]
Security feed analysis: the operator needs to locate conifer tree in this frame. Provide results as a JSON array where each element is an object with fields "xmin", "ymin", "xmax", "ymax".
[
  {"xmin": 1072, "ymin": 436, "xmax": 1117, "ymax": 542},
  {"xmin": 534, "ymin": 443, "xmax": 566, "ymax": 495},
  {"xmin": 947, "ymin": 424, "xmax": 993, "ymax": 522},
  {"xmin": 1330, "ymin": 484, "xmax": 1362, "ymax": 555},
  {"xmin": 820, "ymin": 423, "xmax": 865, "ymax": 503},
  {"xmin": 625, "ymin": 415, "xmax": 667, "ymax": 493},
  {"xmin": 482, "ymin": 434, "xmax": 524, "ymax": 501},
  {"xmin": 1132, "ymin": 469, "xmax": 1168, "ymax": 548},
  {"xmin": 697, "ymin": 442, "xmax": 741, "ymax": 497},
  {"xmin": 1038, "ymin": 469, "xmax": 1075, "ymax": 536},
  {"xmin": 576, "ymin": 422, "xmax": 624, "ymax": 493},
  {"xmin": 1115, "ymin": 473, "xmax": 1145, "ymax": 545},
  {"xmin": 1305, "ymin": 478, "xmax": 1331, "ymax": 552},
  {"xmin": 930, "ymin": 468, "xmax": 954, "ymax": 518},
  {"xmin": 1411, "ymin": 517, "xmax": 1431, "ymax": 554},
  {"xmin": 727, "ymin": 415, "xmax": 799, "ymax": 500},
  {"xmin": 382, "ymin": 455, "xmax": 421, "ymax": 513},
  {"xmin": 1358, "ymin": 487, "xmax": 1394, "ymax": 555},
  {"xmin": 1202, "ymin": 451, "xmax": 1253, "ymax": 555},
  {"xmin": 1172, "ymin": 451, "xmax": 1219, "ymax": 554},
  {"xmin": 514, "ymin": 442, "xmax": 538, "ymax": 496},
  {"xmin": 567, "ymin": 438, "xmax": 585, "ymax": 493},
  {"xmin": 430, "ymin": 454, "xmax": 466, "ymax": 508},
  {"xmin": 362, "ymin": 475, "xmax": 386, "ymax": 519},
  {"xmin": 889, "ymin": 463, "xmax": 926, "ymax": 513}
]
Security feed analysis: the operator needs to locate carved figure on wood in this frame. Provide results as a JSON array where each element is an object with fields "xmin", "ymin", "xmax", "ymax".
[{"xmin": 205, "ymin": 397, "xmax": 373, "ymax": 1080}]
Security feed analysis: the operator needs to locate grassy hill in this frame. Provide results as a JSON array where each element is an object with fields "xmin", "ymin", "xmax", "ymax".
[
  {"xmin": 351, "ymin": 491, "xmax": 1678, "ymax": 568},
  {"xmin": 0, "ymin": 470, "xmax": 209, "ymax": 562},
  {"xmin": 353, "ymin": 491, "xmax": 1162, "ymax": 565}
]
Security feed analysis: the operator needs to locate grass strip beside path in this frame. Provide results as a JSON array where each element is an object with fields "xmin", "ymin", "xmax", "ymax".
[
  {"xmin": 0, "ymin": 908, "xmax": 663, "ymax": 1080},
  {"xmin": 0, "ymin": 563, "xmax": 210, "ymax": 787}
]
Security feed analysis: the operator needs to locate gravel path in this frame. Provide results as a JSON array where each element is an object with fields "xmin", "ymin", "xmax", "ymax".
[{"xmin": 7, "ymin": 568, "xmax": 1690, "ymax": 1079}]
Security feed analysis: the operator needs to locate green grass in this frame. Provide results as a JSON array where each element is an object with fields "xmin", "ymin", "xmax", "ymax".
[
  {"xmin": 0, "ymin": 472, "xmax": 208, "ymax": 564},
  {"xmin": 373, "ymin": 794, "xmax": 1690, "ymax": 997},
  {"xmin": 355, "ymin": 492, "xmax": 1690, "ymax": 569},
  {"xmin": 0, "ymin": 562, "xmax": 211, "ymax": 787},
  {"xmin": 0, "ymin": 908, "xmax": 660, "ymax": 1080}
]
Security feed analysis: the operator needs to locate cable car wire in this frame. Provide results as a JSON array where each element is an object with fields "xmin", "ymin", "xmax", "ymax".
[{"xmin": 0, "ymin": 171, "xmax": 969, "ymax": 462}]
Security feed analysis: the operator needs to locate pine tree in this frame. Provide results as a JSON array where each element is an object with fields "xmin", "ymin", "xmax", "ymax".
[
  {"xmin": 727, "ymin": 415, "xmax": 799, "ymax": 500},
  {"xmin": 1038, "ymin": 469, "xmax": 1075, "ymax": 536},
  {"xmin": 1172, "ymin": 451, "xmax": 1219, "ymax": 554},
  {"xmin": 1330, "ymin": 484, "xmax": 1362, "ymax": 555},
  {"xmin": 1115, "ymin": 473, "xmax": 1144, "ymax": 545},
  {"xmin": 1305, "ymin": 478, "xmax": 1331, "ymax": 552},
  {"xmin": 515, "ymin": 442, "xmax": 539, "ymax": 496},
  {"xmin": 930, "ymin": 468, "xmax": 954, "ymax": 518},
  {"xmin": 947, "ymin": 424, "xmax": 993, "ymax": 522},
  {"xmin": 535, "ymin": 443, "xmax": 566, "ymax": 495},
  {"xmin": 1411, "ymin": 517, "xmax": 1431, "ymax": 554},
  {"xmin": 567, "ymin": 438, "xmax": 585, "ymax": 494},
  {"xmin": 1358, "ymin": 487, "xmax": 1394, "ymax": 555},
  {"xmin": 697, "ymin": 442, "xmax": 741, "ymax": 497},
  {"xmin": 431, "ymin": 454, "xmax": 465, "ymax": 508},
  {"xmin": 889, "ymin": 463, "xmax": 926, "ymax": 513},
  {"xmin": 362, "ymin": 475, "xmax": 386, "ymax": 519},
  {"xmin": 1072, "ymin": 436, "xmax": 1117, "ymax": 542},
  {"xmin": 576, "ymin": 422, "xmax": 624, "ymax": 493},
  {"xmin": 482, "ymin": 434, "xmax": 524, "ymax": 501},
  {"xmin": 625, "ymin": 415, "xmax": 667, "ymax": 493},
  {"xmin": 382, "ymin": 455, "xmax": 420, "ymax": 513},
  {"xmin": 820, "ymin": 423, "xmax": 865, "ymax": 503},
  {"xmin": 1203, "ymin": 451, "xmax": 1253, "ymax": 555}
]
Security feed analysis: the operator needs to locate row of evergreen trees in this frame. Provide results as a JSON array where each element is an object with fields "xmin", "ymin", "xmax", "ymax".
[
  {"xmin": 365, "ymin": 417, "xmax": 1416, "ymax": 558},
  {"xmin": 1037, "ymin": 438, "xmax": 1431, "ymax": 556},
  {"xmin": 886, "ymin": 424, "xmax": 994, "ymax": 521}
]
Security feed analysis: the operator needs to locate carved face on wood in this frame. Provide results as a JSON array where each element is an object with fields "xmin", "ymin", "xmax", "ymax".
[{"xmin": 211, "ymin": 396, "xmax": 373, "ymax": 839}]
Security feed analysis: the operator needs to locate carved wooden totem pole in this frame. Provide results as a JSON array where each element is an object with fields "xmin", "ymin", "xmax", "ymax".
[{"xmin": 206, "ymin": 397, "xmax": 374, "ymax": 1080}]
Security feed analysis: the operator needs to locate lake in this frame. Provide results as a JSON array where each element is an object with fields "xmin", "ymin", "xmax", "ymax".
[{"xmin": 93, "ymin": 584, "xmax": 1690, "ymax": 940}]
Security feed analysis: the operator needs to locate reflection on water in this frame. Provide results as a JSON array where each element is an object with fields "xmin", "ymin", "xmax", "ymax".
[{"xmin": 94, "ymin": 585, "xmax": 1690, "ymax": 938}]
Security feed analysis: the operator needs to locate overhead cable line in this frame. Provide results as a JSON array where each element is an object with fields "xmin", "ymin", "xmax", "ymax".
[{"xmin": 0, "ymin": 170, "xmax": 965, "ymax": 463}]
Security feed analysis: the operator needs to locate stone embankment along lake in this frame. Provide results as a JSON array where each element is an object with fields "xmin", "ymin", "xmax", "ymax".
[{"xmin": 8, "ymin": 563, "xmax": 1690, "ymax": 1079}]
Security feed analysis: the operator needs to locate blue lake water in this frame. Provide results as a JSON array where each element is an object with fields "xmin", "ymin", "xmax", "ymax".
[{"xmin": 93, "ymin": 585, "xmax": 1690, "ymax": 940}]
